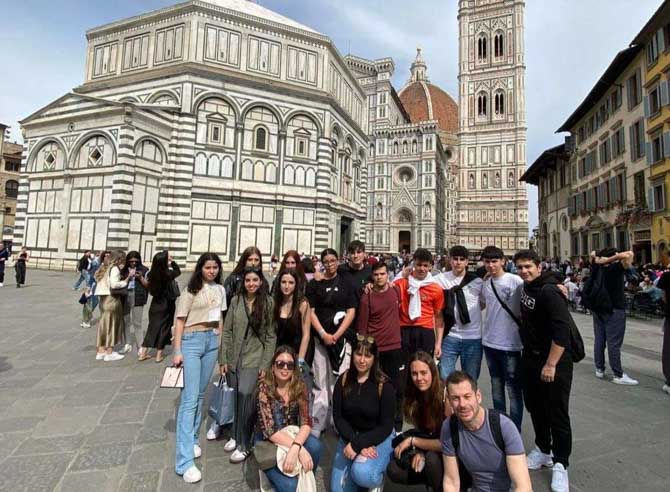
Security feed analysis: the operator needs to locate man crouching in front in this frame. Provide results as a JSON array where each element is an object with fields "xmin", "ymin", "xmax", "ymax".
[{"xmin": 441, "ymin": 370, "xmax": 532, "ymax": 492}]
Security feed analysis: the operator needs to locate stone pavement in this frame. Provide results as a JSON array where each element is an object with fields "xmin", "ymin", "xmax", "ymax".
[{"xmin": 0, "ymin": 270, "xmax": 668, "ymax": 492}]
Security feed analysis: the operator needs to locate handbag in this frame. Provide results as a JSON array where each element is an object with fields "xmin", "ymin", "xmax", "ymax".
[
  {"xmin": 166, "ymin": 279, "xmax": 181, "ymax": 301},
  {"xmin": 208, "ymin": 376, "xmax": 235, "ymax": 425},
  {"xmin": 160, "ymin": 366, "xmax": 184, "ymax": 389},
  {"xmin": 254, "ymin": 440, "xmax": 278, "ymax": 470},
  {"xmin": 109, "ymin": 268, "xmax": 129, "ymax": 297}
]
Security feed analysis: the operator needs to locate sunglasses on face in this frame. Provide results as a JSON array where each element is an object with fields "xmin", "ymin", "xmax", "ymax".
[
  {"xmin": 356, "ymin": 334, "xmax": 375, "ymax": 344},
  {"xmin": 274, "ymin": 360, "xmax": 295, "ymax": 371}
]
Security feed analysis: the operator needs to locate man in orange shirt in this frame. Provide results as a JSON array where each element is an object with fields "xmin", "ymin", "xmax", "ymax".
[{"xmin": 394, "ymin": 248, "xmax": 445, "ymax": 359}]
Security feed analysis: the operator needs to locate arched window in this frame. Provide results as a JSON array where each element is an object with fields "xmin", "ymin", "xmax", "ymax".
[
  {"xmin": 403, "ymin": 141, "xmax": 408, "ymax": 154},
  {"xmin": 477, "ymin": 34, "xmax": 488, "ymax": 61},
  {"xmin": 482, "ymin": 173, "xmax": 488, "ymax": 188},
  {"xmin": 34, "ymin": 141, "xmax": 64, "ymax": 172},
  {"xmin": 477, "ymin": 93, "xmax": 488, "ymax": 117},
  {"xmin": 494, "ymin": 92, "xmax": 505, "ymax": 116},
  {"xmin": 376, "ymin": 202, "xmax": 383, "ymax": 219},
  {"xmin": 5, "ymin": 180, "xmax": 18, "ymax": 198},
  {"xmin": 393, "ymin": 142, "xmax": 399, "ymax": 155},
  {"xmin": 494, "ymin": 31, "xmax": 505, "ymax": 58},
  {"xmin": 74, "ymin": 135, "xmax": 114, "ymax": 168},
  {"xmin": 254, "ymin": 127, "xmax": 268, "ymax": 151},
  {"xmin": 412, "ymin": 140, "xmax": 418, "ymax": 153},
  {"xmin": 424, "ymin": 201, "xmax": 431, "ymax": 219},
  {"xmin": 508, "ymin": 171, "xmax": 515, "ymax": 188}
]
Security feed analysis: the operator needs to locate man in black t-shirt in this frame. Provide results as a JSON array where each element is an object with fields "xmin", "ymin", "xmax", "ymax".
[
  {"xmin": 655, "ymin": 270, "xmax": 670, "ymax": 395},
  {"xmin": 590, "ymin": 248, "xmax": 638, "ymax": 385}
]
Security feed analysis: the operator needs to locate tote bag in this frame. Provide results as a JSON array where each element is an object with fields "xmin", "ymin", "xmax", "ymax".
[{"xmin": 208, "ymin": 376, "xmax": 235, "ymax": 425}]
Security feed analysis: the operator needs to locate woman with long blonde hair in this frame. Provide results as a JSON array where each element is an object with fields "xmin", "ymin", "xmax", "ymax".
[
  {"xmin": 255, "ymin": 346, "xmax": 322, "ymax": 492},
  {"xmin": 94, "ymin": 250, "xmax": 130, "ymax": 362}
]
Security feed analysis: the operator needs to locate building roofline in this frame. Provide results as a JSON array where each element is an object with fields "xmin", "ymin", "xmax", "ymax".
[
  {"xmin": 520, "ymin": 143, "xmax": 568, "ymax": 185},
  {"xmin": 556, "ymin": 45, "xmax": 642, "ymax": 133},
  {"xmin": 631, "ymin": 0, "xmax": 670, "ymax": 46}
]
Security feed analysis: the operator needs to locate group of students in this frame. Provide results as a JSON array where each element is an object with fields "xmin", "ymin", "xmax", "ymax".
[
  {"xmin": 79, "ymin": 249, "xmax": 182, "ymax": 362},
  {"xmin": 168, "ymin": 240, "xmax": 592, "ymax": 492}
]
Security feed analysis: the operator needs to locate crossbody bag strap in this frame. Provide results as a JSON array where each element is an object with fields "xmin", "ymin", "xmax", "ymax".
[{"xmin": 490, "ymin": 278, "xmax": 522, "ymax": 328}]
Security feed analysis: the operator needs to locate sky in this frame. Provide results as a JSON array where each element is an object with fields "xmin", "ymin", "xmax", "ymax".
[{"xmin": 0, "ymin": 0, "xmax": 664, "ymax": 234}]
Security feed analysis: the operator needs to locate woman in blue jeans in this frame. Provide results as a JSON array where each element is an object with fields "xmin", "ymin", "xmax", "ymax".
[
  {"xmin": 256, "ymin": 345, "xmax": 322, "ymax": 491},
  {"xmin": 172, "ymin": 253, "xmax": 227, "ymax": 484},
  {"xmin": 332, "ymin": 335, "xmax": 395, "ymax": 492}
]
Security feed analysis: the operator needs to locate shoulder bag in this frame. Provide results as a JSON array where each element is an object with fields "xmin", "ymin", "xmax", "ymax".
[{"xmin": 490, "ymin": 278, "xmax": 522, "ymax": 328}]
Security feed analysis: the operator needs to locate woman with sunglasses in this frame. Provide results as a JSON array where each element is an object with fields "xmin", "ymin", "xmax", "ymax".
[
  {"xmin": 306, "ymin": 248, "xmax": 356, "ymax": 438},
  {"xmin": 387, "ymin": 351, "xmax": 446, "ymax": 492},
  {"xmin": 172, "ymin": 253, "xmax": 227, "ymax": 484},
  {"xmin": 120, "ymin": 251, "xmax": 149, "ymax": 355},
  {"xmin": 331, "ymin": 335, "xmax": 395, "ymax": 492},
  {"xmin": 256, "ymin": 346, "xmax": 322, "ymax": 492},
  {"xmin": 219, "ymin": 267, "xmax": 276, "ymax": 464}
]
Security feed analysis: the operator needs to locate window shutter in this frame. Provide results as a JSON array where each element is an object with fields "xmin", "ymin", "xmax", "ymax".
[
  {"xmin": 639, "ymin": 119, "xmax": 646, "ymax": 157},
  {"xmin": 661, "ymin": 80, "xmax": 670, "ymax": 106},
  {"xmin": 627, "ymin": 78, "xmax": 634, "ymax": 111},
  {"xmin": 644, "ymin": 95, "xmax": 651, "ymax": 118},
  {"xmin": 636, "ymin": 69, "xmax": 643, "ymax": 105},
  {"xmin": 648, "ymin": 187, "xmax": 655, "ymax": 212},
  {"xmin": 609, "ymin": 177, "xmax": 616, "ymax": 203},
  {"xmin": 664, "ymin": 132, "xmax": 670, "ymax": 158},
  {"xmin": 658, "ymin": 28, "xmax": 666, "ymax": 53},
  {"xmin": 647, "ymin": 142, "xmax": 653, "ymax": 164},
  {"xmin": 629, "ymin": 125, "xmax": 636, "ymax": 160}
]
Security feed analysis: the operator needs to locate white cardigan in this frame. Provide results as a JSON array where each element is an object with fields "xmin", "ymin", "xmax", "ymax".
[{"xmin": 95, "ymin": 266, "xmax": 128, "ymax": 296}]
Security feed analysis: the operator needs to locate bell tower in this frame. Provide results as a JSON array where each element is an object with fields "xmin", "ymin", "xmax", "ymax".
[{"xmin": 457, "ymin": 0, "xmax": 528, "ymax": 254}]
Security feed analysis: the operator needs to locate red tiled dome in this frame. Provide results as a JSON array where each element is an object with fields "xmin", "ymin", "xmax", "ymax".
[{"xmin": 399, "ymin": 81, "xmax": 458, "ymax": 133}]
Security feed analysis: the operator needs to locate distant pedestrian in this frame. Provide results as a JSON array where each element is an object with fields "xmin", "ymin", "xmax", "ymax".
[
  {"xmin": 121, "ymin": 251, "xmax": 149, "ymax": 355},
  {"xmin": 271, "ymin": 254, "xmax": 279, "ymax": 276},
  {"xmin": 14, "ymin": 247, "xmax": 29, "ymax": 288},
  {"xmin": 139, "ymin": 251, "xmax": 181, "ymax": 363},
  {"xmin": 73, "ymin": 250, "xmax": 92, "ymax": 290},
  {"xmin": 0, "ymin": 242, "xmax": 9, "ymax": 287},
  {"xmin": 94, "ymin": 250, "xmax": 129, "ymax": 362}
]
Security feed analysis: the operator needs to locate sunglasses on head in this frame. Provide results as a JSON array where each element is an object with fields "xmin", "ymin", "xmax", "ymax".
[
  {"xmin": 356, "ymin": 334, "xmax": 375, "ymax": 344},
  {"xmin": 274, "ymin": 360, "xmax": 295, "ymax": 371}
]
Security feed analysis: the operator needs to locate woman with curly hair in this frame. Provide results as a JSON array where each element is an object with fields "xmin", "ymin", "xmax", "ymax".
[
  {"xmin": 387, "ymin": 351, "xmax": 446, "ymax": 492},
  {"xmin": 270, "ymin": 250, "xmax": 306, "ymax": 294},
  {"xmin": 94, "ymin": 250, "xmax": 130, "ymax": 362},
  {"xmin": 255, "ymin": 346, "xmax": 322, "ymax": 491},
  {"xmin": 140, "ymin": 250, "xmax": 181, "ymax": 362},
  {"xmin": 331, "ymin": 335, "xmax": 395, "ymax": 492},
  {"xmin": 219, "ymin": 267, "xmax": 276, "ymax": 464}
]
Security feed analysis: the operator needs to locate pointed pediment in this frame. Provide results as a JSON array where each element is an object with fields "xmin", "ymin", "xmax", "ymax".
[
  {"xmin": 20, "ymin": 92, "xmax": 122, "ymax": 125},
  {"xmin": 392, "ymin": 187, "xmax": 417, "ymax": 210}
]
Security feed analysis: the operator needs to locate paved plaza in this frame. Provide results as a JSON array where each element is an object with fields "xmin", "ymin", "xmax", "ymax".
[{"xmin": 0, "ymin": 270, "xmax": 668, "ymax": 492}]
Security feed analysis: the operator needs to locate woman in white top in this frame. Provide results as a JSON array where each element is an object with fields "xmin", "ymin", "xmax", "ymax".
[
  {"xmin": 94, "ymin": 250, "xmax": 131, "ymax": 362},
  {"xmin": 173, "ymin": 252, "xmax": 227, "ymax": 484}
]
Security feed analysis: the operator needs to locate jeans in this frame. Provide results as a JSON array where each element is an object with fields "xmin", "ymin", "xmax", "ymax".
[
  {"xmin": 263, "ymin": 435, "xmax": 323, "ymax": 492},
  {"xmin": 522, "ymin": 353, "xmax": 573, "ymax": 467},
  {"xmin": 484, "ymin": 346, "xmax": 523, "ymax": 430},
  {"xmin": 440, "ymin": 337, "xmax": 483, "ymax": 380},
  {"xmin": 175, "ymin": 330, "xmax": 219, "ymax": 475},
  {"xmin": 73, "ymin": 270, "xmax": 90, "ymax": 290},
  {"xmin": 593, "ymin": 308, "xmax": 626, "ymax": 377},
  {"xmin": 331, "ymin": 432, "xmax": 394, "ymax": 492}
]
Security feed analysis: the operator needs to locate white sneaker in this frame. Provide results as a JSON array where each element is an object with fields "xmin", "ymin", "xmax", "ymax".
[
  {"xmin": 223, "ymin": 438, "xmax": 237, "ymax": 452},
  {"xmin": 0, "ymin": 282, "xmax": 4, "ymax": 287},
  {"xmin": 193, "ymin": 444, "xmax": 202, "ymax": 459},
  {"xmin": 551, "ymin": 463, "xmax": 569, "ymax": 492},
  {"xmin": 119, "ymin": 344, "xmax": 132, "ymax": 354},
  {"xmin": 595, "ymin": 369, "xmax": 605, "ymax": 379},
  {"xmin": 229, "ymin": 448, "xmax": 250, "ymax": 464},
  {"xmin": 83, "ymin": 322, "xmax": 91, "ymax": 328},
  {"xmin": 103, "ymin": 352, "xmax": 125, "ymax": 362},
  {"xmin": 369, "ymin": 477, "xmax": 385, "ymax": 492},
  {"xmin": 612, "ymin": 373, "xmax": 639, "ymax": 385},
  {"xmin": 206, "ymin": 423, "xmax": 221, "ymax": 441},
  {"xmin": 527, "ymin": 446, "xmax": 554, "ymax": 470},
  {"xmin": 662, "ymin": 384, "xmax": 670, "ymax": 395},
  {"xmin": 182, "ymin": 465, "xmax": 202, "ymax": 484},
  {"xmin": 95, "ymin": 353, "xmax": 105, "ymax": 361}
]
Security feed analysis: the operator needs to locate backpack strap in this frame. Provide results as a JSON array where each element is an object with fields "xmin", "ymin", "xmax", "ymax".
[
  {"xmin": 449, "ymin": 415, "xmax": 460, "ymax": 455},
  {"xmin": 487, "ymin": 409, "xmax": 506, "ymax": 453}
]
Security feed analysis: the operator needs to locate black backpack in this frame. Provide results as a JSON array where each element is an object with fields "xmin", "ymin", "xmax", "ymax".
[
  {"xmin": 449, "ymin": 409, "xmax": 506, "ymax": 491},
  {"xmin": 581, "ymin": 265, "xmax": 613, "ymax": 314},
  {"xmin": 539, "ymin": 285, "xmax": 586, "ymax": 363},
  {"xmin": 77, "ymin": 256, "xmax": 88, "ymax": 272}
]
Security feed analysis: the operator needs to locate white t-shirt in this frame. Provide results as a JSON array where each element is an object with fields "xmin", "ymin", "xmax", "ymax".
[
  {"xmin": 434, "ymin": 272, "xmax": 484, "ymax": 340},
  {"xmin": 480, "ymin": 273, "xmax": 523, "ymax": 351}
]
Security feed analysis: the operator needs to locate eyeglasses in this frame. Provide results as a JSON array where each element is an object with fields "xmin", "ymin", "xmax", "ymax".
[
  {"xmin": 356, "ymin": 334, "xmax": 375, "ymax": 344},
  {"xmin": 274, "ymin": 360, "xmax": 295, "ymax": 371}
]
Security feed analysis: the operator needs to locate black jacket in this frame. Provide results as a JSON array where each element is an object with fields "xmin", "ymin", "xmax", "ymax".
[{"xmin": 519, "ymin": 271, "xmax": 572, "ymax": 357}]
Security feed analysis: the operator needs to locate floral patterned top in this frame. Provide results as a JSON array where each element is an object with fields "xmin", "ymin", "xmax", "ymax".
[{"xmin": 256, "ymin": 380, "xmax": 312, "ymax": 440}]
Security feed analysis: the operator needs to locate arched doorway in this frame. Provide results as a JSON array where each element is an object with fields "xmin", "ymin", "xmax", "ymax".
[
  {"xmin": 396, "ymin": 208, "xmax": 413, "ymax": 253},
  {"xmin": 399, "ymin": 231, "xmax": 411, "ymax": 254}
]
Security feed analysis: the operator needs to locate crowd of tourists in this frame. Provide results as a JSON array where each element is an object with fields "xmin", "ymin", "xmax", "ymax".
[{"xmin": 36, "ymin": 238, "xmax": 667, "ymax": 491}]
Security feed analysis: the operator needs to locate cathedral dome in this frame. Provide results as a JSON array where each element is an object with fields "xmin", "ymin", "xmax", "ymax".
[{"xmin": 398, "ymin": 49, "xmax": 458, "ymax": 133}]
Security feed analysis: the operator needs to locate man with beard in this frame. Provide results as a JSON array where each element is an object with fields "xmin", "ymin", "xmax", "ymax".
[{"xmin": 441, "ymin": 371, "xmax": 531, "ymax": 492}]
